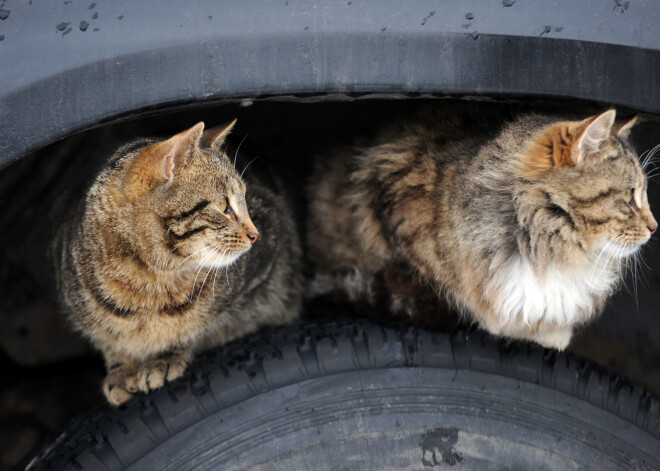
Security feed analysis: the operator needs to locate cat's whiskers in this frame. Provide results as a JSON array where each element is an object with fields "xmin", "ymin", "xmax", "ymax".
[
  {"xmin": 644, "ymin": 148, "xmax": 660, "ymax": 178},
  {"xmin": 645, "ymin": 170, "xmax": 660, "ymax": 180},
  {"xmin": 219, "ymin": 247, "xmax": 231, "ymax": 287},
  {"xmin": 614, "ymin": 238, "xmax": 644, "ymax": 315},
  {"xmin": 587, "ymin": 235, "xmax": 629, "ymax": 291},
  {"xmin": 190, "ymin": 247, "xmax": 217, "ymax": 299},
  {"xmin": 211, "ymin": 265, "xmax": 220, "ymax": 300},
  {"xmin": 607, "ymin": 241, "xmax": 626, "ymax": 285},
  {"xmin": 629, "ymin": 246, "xmax": 650, "ymax": 293},
  {"xmin": 220, "ymin": 248, "xmax": 232, "ymax": 287},
  {"xmin": 637, "ymin": 249, "xmax": 652, "ymax": 272},
  {"xmin": 587, "ymin": 239, "xmax": 615, "ymax": 289},
  {"xmin": 640, "ymin": 143, "xmax": 660, "ymax": 170},
  {"xmin": 206, "ymin": 244, "xmax": 232, "ymax": 290},
  {"xmin": 631, "ymin": 249, "xmax": 641, "ymax": 314},
  {"xmin": 206, "ymin": 244, "xmax": 223, "ymax": 300},
  {"xmin": 197, "ymin": 247, "xmax": 220, "ymax": 303},
  {"xmin": 174, "ymin": 245, "xmax": 210, "ymax": 270},
  {"xmin": 233, "ymin": 133, "xmax": 250, "ymax": 168},
  {"xmin": 240, "ymin": 157, "xmax": 260, "ymax": 179},
  {"xmin": 611, "ymin": 233, "xmax": 628, "ymax": 260}
]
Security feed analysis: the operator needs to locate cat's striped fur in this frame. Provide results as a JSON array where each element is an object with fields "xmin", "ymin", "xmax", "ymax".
[
  {"xmin": 52, "ymin": 121, "xmax": 302, "ymax": 405},
  {"xmin": 307, "ymin": 104, "xmax": 656, "ymax": 350}
]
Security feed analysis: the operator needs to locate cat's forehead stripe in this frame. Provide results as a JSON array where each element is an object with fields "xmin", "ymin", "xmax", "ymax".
[
  {"xmin": 570, "ymin": 187, "xmax": 619, "ymax": 206},
  {"xmin": 168, "ymin": 200, "xmax": 210, "ymax": 221}
]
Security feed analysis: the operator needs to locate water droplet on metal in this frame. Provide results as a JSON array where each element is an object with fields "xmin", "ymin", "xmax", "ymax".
[
  {"xmin": 118, "ymin": 15, "xmax": 123, "ymax": 20},
  {"xmin": 502, "ymin": 0, "xmax": 516, "ymax": 7},
  {"xmin": 79, "ymin": 20, "xmax": 89, "ymax": 31},
  {"xmin": 538, "ymin": 25, "xmax": 552, "ymax": 37},
  {"xmin": 465, "ymin": 12, "xmax": 474, "ymax": 20},
  {"xmin": 421, "ymin": 11, "xmax": 435, "ymax": 25},
  {"xmin": 56, "ymin": 22, "xmax": 70, "ymax": 31},
  {"xmin": 88, "ymin": 2, "xmax": 96, "ymax": 9},
  {"xmin": 0, "ymin": 9, "xmax": 10, "ymax": 20},
  {"xmin": 92, "ymin": 12, "xmax": 98, "ymax": 19}
]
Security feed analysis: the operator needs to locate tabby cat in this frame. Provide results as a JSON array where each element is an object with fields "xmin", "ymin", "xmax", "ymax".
[
  {"xmin": 52, "ymin": 121, "xmax": 302, "ymax": 405},
  {"xmin": 307, "ymin": 103, "xmax": 656, "ymax": 350}
]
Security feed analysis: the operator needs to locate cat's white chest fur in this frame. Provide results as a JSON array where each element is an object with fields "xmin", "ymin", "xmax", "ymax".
[{"xmin": 494, "ymin": 254, "xmax": 617, "ymax": 326}]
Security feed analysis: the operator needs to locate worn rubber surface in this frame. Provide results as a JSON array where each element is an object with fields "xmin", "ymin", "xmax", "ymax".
[{"xmin": 25, "ymin": 319, "xmax": 660, "ymax": 470}]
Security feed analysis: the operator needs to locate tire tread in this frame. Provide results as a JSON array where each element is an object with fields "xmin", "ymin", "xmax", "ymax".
[{"xmin": 24, "ymin": 319, "xmax": 660, "ymax": 470}]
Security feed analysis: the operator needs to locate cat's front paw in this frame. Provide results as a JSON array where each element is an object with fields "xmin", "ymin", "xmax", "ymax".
[
  {"xmin": 533, "ymin": 327, "xmax": 572, "ymax": 351},
  {"xmin": 135, "ymin": 356, "xmax": 188, "ymax": 393},
  {"xmin": 102, "ymin": 354, "xmax": 189, "ymax": 406},
  {"xmin": 103, "ymin": 368, "xmax": 139, "ymax": 406}
]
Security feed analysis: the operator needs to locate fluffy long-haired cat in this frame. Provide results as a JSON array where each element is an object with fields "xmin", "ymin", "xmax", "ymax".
[
  {"xmin": 52, "ymin": 121, "xmax": 302, "ymax": 405},
  {"xmin": 307, "ymin": 103, "xmax": 656, "ymax": 350}
]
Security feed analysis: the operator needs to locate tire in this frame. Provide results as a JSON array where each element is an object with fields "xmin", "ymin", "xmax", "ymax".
[{"xmin": 25, "ymin": 319, "xmax": 660, "ymax": 470}]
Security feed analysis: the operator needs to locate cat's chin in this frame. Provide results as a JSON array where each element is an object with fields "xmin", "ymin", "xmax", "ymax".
[
  {"xmin": 602, "ymin": 241, "xmax": 643, "ymax": 259},
  {"xmin": 203, "ymin": 249, "xmax": 249, "ymax": 268}
]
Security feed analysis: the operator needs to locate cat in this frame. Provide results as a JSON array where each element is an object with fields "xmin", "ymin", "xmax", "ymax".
[
  {"xmin": 51, "ymin": 120, "xmax": 303, "ymax": 405},
  {"xmin": 307, "ymin": 103, "xmax": 656, "ymax": 350}
]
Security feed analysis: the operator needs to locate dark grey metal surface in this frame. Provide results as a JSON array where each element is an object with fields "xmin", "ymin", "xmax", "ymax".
[{"xmin": 1, "ymin": 0, "xmax": 659, "ymax": 168}]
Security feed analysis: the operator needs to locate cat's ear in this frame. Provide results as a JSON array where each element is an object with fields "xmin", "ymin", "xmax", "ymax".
[
  {"xmin": 520, "ymin": 110, "xmax": 617, "ymax": 176},
  {"xmin": 201, "ymin": 119, "xmax": 237, "ymax": 153},
  {"xmin": 161, "ymin": 122, "xmax": 205, "ymax": 179},
  {"xmin": 125, "ymin": 123, "xmax": 204, "ymax": 201},
  {"xmin": 614, "ymin": 115, "xmax": 639, "ymax": 140},
  {"xmin": 573, "ymin": 110, "xmax": 616, "ymax": 165}
]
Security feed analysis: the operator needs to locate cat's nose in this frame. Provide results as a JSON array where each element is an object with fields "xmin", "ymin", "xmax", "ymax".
[
  {"xmin": 649, "ymin": 223, "xmax": 657, "ymax": 235},
  {"xmin": 243, "ymin": 216, "xmax": 259, "ymax": 244},
  {"xmin": 247, "ymin": 231, "xmax": 259, "ymax": 244}
]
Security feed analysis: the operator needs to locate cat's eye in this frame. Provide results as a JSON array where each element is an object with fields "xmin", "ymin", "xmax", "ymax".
[
  {"xmin": 216, "ymin": 197, "xmax": 235, "ymax": 218},
  {"xmin": 216, "ymin": 197, "xmax": 228, "ymax": 212},
  {"xmin": 624, "ymin": 188, "xmax": 637, "ymax": 208}
]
